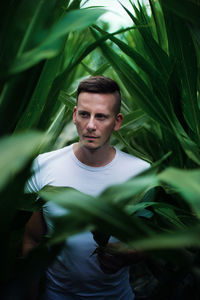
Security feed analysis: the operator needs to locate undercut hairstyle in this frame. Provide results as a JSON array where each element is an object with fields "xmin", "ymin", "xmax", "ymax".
[{"xmin": 77, "ymin": 76, "xmax": 121, "ymax": 115}]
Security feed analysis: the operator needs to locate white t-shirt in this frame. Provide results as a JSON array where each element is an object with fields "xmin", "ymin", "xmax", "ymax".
[{"xmin": 27, "ymin": 144, "xmax": 149, "ymax": 299}]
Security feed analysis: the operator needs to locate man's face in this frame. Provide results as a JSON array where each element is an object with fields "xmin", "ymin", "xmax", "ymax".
[{"xmin": 73, "ymin": 92, "xmax": 123, "ymax": 151}]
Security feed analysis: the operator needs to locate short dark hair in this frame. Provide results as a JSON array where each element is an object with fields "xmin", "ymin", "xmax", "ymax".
[{"xmin": 77, "ymin": 76, "xmax": 121, "ymax": 114}]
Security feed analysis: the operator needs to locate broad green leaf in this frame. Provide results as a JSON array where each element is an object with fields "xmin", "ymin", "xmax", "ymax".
[
  {"xmin": 126, "ymin": 201, "xmax": 187, "ymax": 216},
  {"xmin": 16, "ymin": 0, "xmax": 55, "ymax": 57},
  {"xmin": 100, "ymin": 173, "xmax": 158, "ymax": 205},
  {"xmin": 39, "ymin": 186, "xmax": 153, "ymax": 244},
  {"xmin": 0, "ymin": 0, "xmax": 51, "ymax": 77},
  {"xmin": 149, "ymin": 0, "xmax": 167, "ymax": 49},
  {"xmin": 154, "ymin": 206, "xmax": 186, "ymax": 229},
  {"xmin": 14, "ymin": 53, "xmax": 64, "ymax": 132},
  {"xmin": 159, "ymin": 168, "xmax": 200, "ymax": 216},
  {"xmin": 0, "ymin": 65, "xmax": 43, "ymax": 135},
  {"xmin": 119, "ymin": 110, "xmax": 148, "ymax": 131},
  {"xmin": 59, "ymin": 91, "xmax": 76, "ymax": 110},
  {"xmin": 130, "ymin": 225, "xmax": 200, "ymax": 250},
  {"xmin": 126, "ymin": 201, "xmax": 157, "ymax": 215},
  {"xmin": 0, "ymin": 131, "xmax": 45, "ymax": 190},
  {"xmin": 114, "ymin": 131, "xmax": 152, "ymax": 162},
  {"xmin": 176, "ymin": 133, "xmax": 200, "ymax": 166},
  {"xmin": 41, "ymin": 104, "xmax": 70, "ymax": 153},
  {"xmin": 49, "ymin": 215, "xmax": 92, "ymax": 245},
  {"xmin": 9, "ymin": 8, "xmax": 106, "ymax": 74}
]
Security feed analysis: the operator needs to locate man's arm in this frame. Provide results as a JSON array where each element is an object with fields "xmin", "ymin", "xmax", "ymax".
[
  {"xmin": 22, "ymin": 211, "xmax": 46, "ymax": 300},
  {"xmin": 22, "ymin": 210, "xmax": 46, "ymax": 256}
]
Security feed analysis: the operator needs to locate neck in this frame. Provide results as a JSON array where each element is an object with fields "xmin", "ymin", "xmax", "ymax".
[{"xmin": 73, "ymin": 143, "xmax": 116, "ymax": 167}]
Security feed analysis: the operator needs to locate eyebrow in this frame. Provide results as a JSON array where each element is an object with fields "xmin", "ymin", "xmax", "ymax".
[
  {"xmin": 78, "ymin": 110, "xmax": 110, "ymax": 118},
  {"xmin": 95, "ymin": 113, "xmax": 109, "ymax": 118},
  {"xmin": 78, "ymin": 110, "xmax": 89, "ymax": 114}
]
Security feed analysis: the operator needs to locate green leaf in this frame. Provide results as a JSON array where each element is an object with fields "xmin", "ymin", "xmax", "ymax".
[
  {"xmin": 0, "ymin": 0, "xmax": 53, "ymax": 77},
  {"xmin": 125, "ymin": 201, "xmax": 156, "ymax": 215},
  {"xmin": 14, "ymin": 54, "xmax": 64, "ymax": 132},
  {"xmin": 59, "ymin": 91, "xmax": 76, "ymax": 110},
  {"xmin": 160, "ymin": 0, "xmax": 200, "ymax": 26},
  {"xmin": 121, "ymin": 2, "xmax": 171, "ymax": 80},
  {"xmin": 0, "ymin": 131, "xmax": 45, "ymax": 190},
  {"xmin": 159, "ymin": 168, "xmax": 200, "ymax": 216},
  {"xmin": 162, "ymin": 7, "xmax": 200, "ymax": 140},
  {"xmin": 130, "ymin": 225, "xmax": 200, "ymax": 250},
  {"xmin": 39, "ymin": 186, "xmax": 153, "ymax": 244},
  {"xmin": 149, "ymin": 0, "xmax": 167, "ymax": 48},
  {"xmin": 119, "ymin": 110, "xmax": 148, "ymax": 131},
  {"xmin": 9, "ymin": 8, "xmax": 106, "ymax": 74},
  {"xmin": 100, "ymin": 174, "xmax": 158, "ymax": 205},
  {"xmin": 154, "ymin": 206, "xmax": 186, "ymax": 229},
  {"xmin": 114, "ymin": 131, "xmax": 152, "ymax": 162}
]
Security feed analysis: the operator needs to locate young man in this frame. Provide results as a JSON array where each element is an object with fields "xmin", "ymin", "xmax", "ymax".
[{"xmin": 23, "ymin": 76, "xmax": 149, "ymax": 299}]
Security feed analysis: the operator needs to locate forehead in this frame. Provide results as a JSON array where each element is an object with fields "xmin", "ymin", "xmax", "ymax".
[{"xmin": 77, "ymin": 92, "xmax": 116, "ymax": 113}]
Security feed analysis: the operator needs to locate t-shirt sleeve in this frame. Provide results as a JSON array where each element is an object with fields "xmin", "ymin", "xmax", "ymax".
[{"xmin": 25, "ymin": 156, "xmax": 43, "ymax": 193}]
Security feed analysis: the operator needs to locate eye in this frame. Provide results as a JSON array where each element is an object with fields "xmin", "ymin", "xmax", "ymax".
[
  {"xmin": 96, "ymin": 114, "xmax": 107, "ymax": 120},
  {"xmin": 79, "ymin": 111, "xmax": 89, "ymax": 118}
]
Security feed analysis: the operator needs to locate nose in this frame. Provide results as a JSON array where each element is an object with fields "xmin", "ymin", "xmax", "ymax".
[{"xmin": 86, "ymin": 116, "xmax": 96, "ymax": 132}]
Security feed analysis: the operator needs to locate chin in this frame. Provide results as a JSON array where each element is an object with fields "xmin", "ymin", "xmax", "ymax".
[{"xmin": 83, "ymin": 143, "xmax": 101, "ymax": 151}]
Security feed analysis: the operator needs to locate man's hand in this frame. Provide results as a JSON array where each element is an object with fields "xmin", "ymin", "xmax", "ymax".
[{"xmin": 97, "ymin": 242, "xmax": 144, "ymax": 274}]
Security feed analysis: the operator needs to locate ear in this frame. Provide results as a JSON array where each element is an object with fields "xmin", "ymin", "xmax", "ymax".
[
  {"xmin": 73, "ymin": 106, "xmax": 77, "ymax": 125},
  {"xmin": 114, "ymin": 113, "xmax": 123, "ymax": 131}
]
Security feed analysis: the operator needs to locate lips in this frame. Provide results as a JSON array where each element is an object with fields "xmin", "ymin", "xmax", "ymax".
[{"xmin": 84, "ymin": 135, "xmax": 99, "ymax": 139}]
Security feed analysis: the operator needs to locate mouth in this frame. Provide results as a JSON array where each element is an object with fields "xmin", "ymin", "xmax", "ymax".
[{"xmin": 84, "ymin": 135, "xmax": 99, "ymax": 140}]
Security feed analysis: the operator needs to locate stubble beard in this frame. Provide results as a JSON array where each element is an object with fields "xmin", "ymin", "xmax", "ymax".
[{"xmin": 82, "ymin": 135, "xmax": 111, "ymax": 153}]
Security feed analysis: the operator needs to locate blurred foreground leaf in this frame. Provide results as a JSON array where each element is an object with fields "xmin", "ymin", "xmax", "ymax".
[
  {"xmin": 0, "ymin": 131, "xmax": 46, "ymax": 191},
  {"xmin": 159, "ymin": 168, "xmax": 200, "ymax": 216}
]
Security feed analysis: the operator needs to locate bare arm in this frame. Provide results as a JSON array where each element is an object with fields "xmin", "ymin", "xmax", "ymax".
[
  {"xmin": 22, "ymin": 211, "xmax": 47, "ymax": 300},
  {"xmin": 22, "ymin": 210, "xmax": 46, "ymax": 256}
]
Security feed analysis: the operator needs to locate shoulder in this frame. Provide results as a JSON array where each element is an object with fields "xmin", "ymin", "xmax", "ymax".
[
  {"xmin": 116, "ymin": 148, "xmax": 150, "ymax": 177},
  {"xmin": 36, "ymin": 144, "xmax": 73, "ymax": 167},
  {"xmin": 117, "ymin": 149, "xmax": 149, "ymax": 165},
  {"xmin": 31, "ymin": 144, "xmax": 73, "ymax": 177},
  {"xmin": 26, "ymin": 144, "xmax": 74, "ymax": 193}
]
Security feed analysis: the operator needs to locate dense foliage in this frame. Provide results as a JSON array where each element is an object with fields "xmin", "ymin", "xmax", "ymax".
[{"xmin": 0, "ymin": 0, "xmax": 200, "ymax": 299}]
